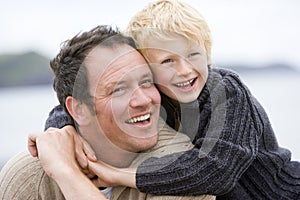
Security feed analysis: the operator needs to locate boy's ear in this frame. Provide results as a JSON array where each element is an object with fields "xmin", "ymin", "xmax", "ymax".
[
  {"xmin": 207, "ymin": 55, "xmax": 212, "ymax": 67},
  {"xmin": 65, "ymin": 96, "xmax": 90, "ymax": 126}
]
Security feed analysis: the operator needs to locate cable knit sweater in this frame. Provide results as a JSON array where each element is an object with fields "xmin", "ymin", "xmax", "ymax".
[
  {"xmin": 136, "ymin": 68, "xmax": 300, "ymax": 199},
  {"xmin": 44, "ymin": 68, "xmax": 300, "ymax": 199}
]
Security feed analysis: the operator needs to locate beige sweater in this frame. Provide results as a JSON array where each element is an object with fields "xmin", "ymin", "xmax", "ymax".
[{"xmin": 0, "ymin": 125, "xmax": 215, "ymax": 200}]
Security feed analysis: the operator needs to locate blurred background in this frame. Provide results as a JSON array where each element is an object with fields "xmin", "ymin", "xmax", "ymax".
[{"xmin": 1, "ymin": 0, "xmax": 300, "ymax": 170}]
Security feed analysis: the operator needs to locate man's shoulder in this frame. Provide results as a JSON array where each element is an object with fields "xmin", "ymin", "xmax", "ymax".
[
  {"xmin": 0, "ymin": 151, "xmax": 44, "ymax": 185},
  {"xmin": 133, "ymin": 120, "xmax": 193, "ymax": 163},
  {"xmin": 0, "ymin": 151, "xmax": 64, "ymax": 199},
  {"xmin": 156, "ymin": 119, "xmax": 193, "ymax": 151}
]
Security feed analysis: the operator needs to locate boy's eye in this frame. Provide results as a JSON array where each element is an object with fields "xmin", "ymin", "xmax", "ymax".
[
  {"xmin": 188, "ymin": 52, "xmax": 200, "ymax": 57},
  {"xmin": 161, "ymin": 58, "xmax": 173, "ymax": 64}
]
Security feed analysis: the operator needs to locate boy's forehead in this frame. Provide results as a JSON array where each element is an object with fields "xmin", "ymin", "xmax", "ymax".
[{"xmin": 146, "ymin": 35, "xmax": 202, "ymax": 56}]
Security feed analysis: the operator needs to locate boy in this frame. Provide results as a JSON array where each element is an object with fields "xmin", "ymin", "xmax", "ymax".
[{"xmin": 122, "ymin": 1, "xmax": 300, "ymax": 199}]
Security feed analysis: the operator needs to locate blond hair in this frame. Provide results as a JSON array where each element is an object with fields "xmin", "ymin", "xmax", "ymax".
[{"xmin": 126, "ymin": 0, "xmax": 212, "ymax": 60}]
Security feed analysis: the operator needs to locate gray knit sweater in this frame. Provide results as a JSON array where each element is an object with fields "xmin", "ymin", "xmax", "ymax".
[
  {"xmin": 45, "ymin": 68, "xmax": 300, "ymax": 200},
  {"xmin": 136, "ymin": 68, "xmax": 300, "ymax": 199}
]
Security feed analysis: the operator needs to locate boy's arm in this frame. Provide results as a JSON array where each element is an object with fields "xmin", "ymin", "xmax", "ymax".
[
  {"xmin": 134, "ymin": 70, "xmax": 262, "ymax": 196},
  {"xmin": 44, "ymin": 104, "xmax": 75, "ymax": 130}
]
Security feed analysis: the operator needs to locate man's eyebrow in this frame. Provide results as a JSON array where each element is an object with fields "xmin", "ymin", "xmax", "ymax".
[
  {"xmin": 141, "ymin": 72, "xmax": 153, "ymax": 79},
  {"xmin": 105, "ymin": 72, "xmax": 152, "ymax": 89},
  {"xmin": 106, "ymin": 80, "xmax": 126, "ymax": 89}
]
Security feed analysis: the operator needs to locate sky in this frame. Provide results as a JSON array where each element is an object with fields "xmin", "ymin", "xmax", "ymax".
[{"xmin": 1, "ymin": 0, "xmax": 300, "ymax": 68}]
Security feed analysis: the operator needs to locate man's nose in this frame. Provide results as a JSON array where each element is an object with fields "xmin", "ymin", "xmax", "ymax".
[
  {"xmin": 177, "ymin": 59, "xmax": 193, "ymax": 76},
  {"xmin": 129, "ymin": 87, "xmax": 152, "ymax": 108}
]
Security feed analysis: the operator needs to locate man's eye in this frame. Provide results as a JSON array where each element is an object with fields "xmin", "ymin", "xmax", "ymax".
[
  {"xmin": 111, "ymin": 87, "xmax": 125, "ymax": 96},
  {"xmin": 161, "ymin": 59, "xmax": 173, "ymax": 64},
  {"xmin": 141, "ymin": 79, "xmax": 153, "ymax": 88}
]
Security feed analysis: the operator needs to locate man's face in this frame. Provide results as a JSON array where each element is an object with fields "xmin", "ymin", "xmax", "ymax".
[{"xmin": 83, "ymin": 44, "xmax": 161, "ymax": 153}]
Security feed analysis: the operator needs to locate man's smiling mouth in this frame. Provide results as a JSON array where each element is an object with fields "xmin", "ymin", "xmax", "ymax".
[{"xmin": 126, "ymin": 113, "xmax": 151, "ymax": 124}]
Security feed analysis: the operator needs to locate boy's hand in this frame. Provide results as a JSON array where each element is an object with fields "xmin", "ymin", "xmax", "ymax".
[{"xmin": 88, "ymin": 160, "xmax": 137, "ymax": 188}]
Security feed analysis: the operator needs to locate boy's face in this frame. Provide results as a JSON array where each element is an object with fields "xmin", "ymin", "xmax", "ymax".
[{"xmin": 145, "ymin": 36, "xmax": 209, "ymax": 103}]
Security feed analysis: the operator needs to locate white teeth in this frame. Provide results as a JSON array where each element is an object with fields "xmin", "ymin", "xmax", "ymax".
[
  {"xmin": 176, "ymin": 79, "xmax": 194, "ymax": 87},
  {"xmin": 127, "ymin": 114, "xmax": 150, "ymax": 124}
]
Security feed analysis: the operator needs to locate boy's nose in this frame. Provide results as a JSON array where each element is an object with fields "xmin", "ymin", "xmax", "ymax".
[{"xmin": 177, "ymin": 60, "xmax": 193, "ymax": 76}]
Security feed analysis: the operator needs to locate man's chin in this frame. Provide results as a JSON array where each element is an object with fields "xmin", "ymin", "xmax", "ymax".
[{"xmin": 137, "ymin": 134, "xmax": 159, "ymax": 152}]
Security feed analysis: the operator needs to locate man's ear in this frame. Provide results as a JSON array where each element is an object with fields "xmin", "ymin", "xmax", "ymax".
[{"xmin": 65, "ymin": 96, "xmax": 90, "ymax": 126}]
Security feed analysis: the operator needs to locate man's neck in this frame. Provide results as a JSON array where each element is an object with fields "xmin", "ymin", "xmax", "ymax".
[
  {"xmin": 97, "ymin": 144, "xmax": 138, "ymax": 168},
  {"xmin": 81, "ymin": 128, "xmax": 138, "ymax": 168}
]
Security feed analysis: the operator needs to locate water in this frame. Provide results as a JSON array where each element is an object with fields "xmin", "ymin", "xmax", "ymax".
[
  {"xmin": 0, "ymin": 85, "xmax": 58, "ymax": 168},
  {"xmin": 0, "ymin": 74, "xmax": 300, "ymax": 170},
  {"xmin": 241, "ymin": 73, "xmax": 300, "ymax": 161}
]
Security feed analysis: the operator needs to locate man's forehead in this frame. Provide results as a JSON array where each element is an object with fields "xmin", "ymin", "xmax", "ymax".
[
  {"xmin": 85, "ymin": 45, "xmax": 132, "ymax": 70},
  {"xmin": 83, "ymin": 44, "xmax": 149, "ymax": 91}
]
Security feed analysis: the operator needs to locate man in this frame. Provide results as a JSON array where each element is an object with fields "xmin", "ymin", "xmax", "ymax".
[{"xmin": 0, "ymin": 25, "xmax": 214, "ymax": 200}]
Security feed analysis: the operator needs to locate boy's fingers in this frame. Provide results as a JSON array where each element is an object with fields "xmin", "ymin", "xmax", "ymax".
[
  {"xmin": 81, "ymin": 137, "xmax": 97, "ymax": 161},
  {"xmin": 81, "ymin": 168, "xmax": 96, "ymax": 179},
  {"xmin": 71, "ymin": 132, "xmax": 88, "ymax": 169},
  {"xmin": 76, "ymin": 149, "xmax": 88, "ymax": 169},
  {"xmin": 27, "ymin": 132, "xmax": 41, "ymax": 157},
  {"xmin": 63, "ymin": 125, "xmax": 97, "ymax": 161}
]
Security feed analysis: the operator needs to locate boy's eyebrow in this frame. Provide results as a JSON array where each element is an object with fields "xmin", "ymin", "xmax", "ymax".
[{"xmin": 148, "ymin": 54, "xmax": 172, "ymax": 64}]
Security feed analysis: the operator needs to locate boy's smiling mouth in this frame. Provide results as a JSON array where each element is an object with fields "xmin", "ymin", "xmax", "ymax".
[{"xmin": 174, "ymin": 77, "xmax": 197, "ymax": 88}]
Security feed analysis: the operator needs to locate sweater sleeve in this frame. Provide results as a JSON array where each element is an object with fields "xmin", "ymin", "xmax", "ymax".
[
  {"xmin": 44, "ymin": 104, "xmax": 75, "ymax": 130},
  {"xmin": 136, "ymin": 70, "xmax": 262, "ymax": 195}
]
